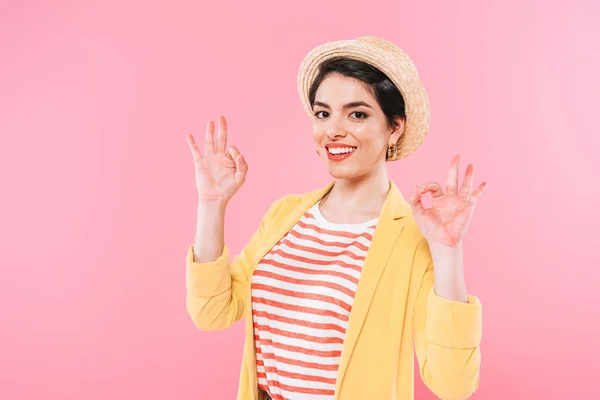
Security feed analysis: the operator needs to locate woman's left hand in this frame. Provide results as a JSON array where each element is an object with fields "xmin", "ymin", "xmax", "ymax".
[{"xmin": 409, "ymin": 154, "xmax": 488, "ymax": 249}]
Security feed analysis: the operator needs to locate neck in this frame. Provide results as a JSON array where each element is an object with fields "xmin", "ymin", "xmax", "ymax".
[{"xmin": 323, "ymin": 166, "xmax": 391, "ymax": 214}]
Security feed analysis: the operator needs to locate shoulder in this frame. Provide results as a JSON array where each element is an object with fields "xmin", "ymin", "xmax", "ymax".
[
  {"xmin": 267, "ymin": 184, "xmax": 327, "ymax": 213},
  {"xmin": 264, "ymin": 193, "xmax": 300, "ymax": 218},
  {"xmin": 261, "ymin": 188, "xmax": 309, "ymax": 219},
  {"xmin": 261, "ymin": 184, "xmax": 329, "ymax": 227}
]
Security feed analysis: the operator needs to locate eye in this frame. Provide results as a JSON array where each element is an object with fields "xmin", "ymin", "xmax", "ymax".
[
  {"xmin": 314, "ymin": 111, "xmax": 368, "ymax": 119},
  {"xmin": 352, "ymin": 111, "xmax": 368, "ymax": 119}
]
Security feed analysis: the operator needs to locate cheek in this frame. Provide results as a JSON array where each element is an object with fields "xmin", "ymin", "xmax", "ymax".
[
  {"xmin": 354, "ymin": 129, "xmax": 381, "ymax": 148},
  {"xmin": 312, "ymin": 128, "xmax": 324, "ymax": 143}
]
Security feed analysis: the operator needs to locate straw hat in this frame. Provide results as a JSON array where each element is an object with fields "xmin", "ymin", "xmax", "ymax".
[{"xmin": 297, "ymin": 36, "xmax": 431, "ymax": 161}]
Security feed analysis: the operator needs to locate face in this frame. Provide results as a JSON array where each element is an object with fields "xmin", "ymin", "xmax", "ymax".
[{"xmin": 311, "ymin": 73, "xmax": 404, "ymax": 180}]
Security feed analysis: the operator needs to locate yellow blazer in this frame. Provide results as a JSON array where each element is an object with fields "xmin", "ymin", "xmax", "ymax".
[{"xmin": 186, "ymin": 180, "xmax": 482, "ymax": 400}]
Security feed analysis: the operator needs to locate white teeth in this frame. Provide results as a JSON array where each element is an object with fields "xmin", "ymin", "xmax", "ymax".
[{"xmin": 327, "ymin": 147, "xmax": 356, "ymax": 155}]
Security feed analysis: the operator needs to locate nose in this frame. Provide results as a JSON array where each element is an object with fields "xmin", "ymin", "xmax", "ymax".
[{"xmin": 325, "ymin": 117, "xmax": 348, "ymax": 140}]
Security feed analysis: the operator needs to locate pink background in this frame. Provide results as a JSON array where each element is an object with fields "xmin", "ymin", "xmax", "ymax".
[{"xmin": 1, "ymin": 0, "xmax": 599, "ymax": 399}]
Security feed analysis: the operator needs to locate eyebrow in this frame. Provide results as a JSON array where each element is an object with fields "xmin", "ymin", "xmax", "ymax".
[{"xmin": 312, "ymin": 101, "xmax": 373, "ymax": 110}]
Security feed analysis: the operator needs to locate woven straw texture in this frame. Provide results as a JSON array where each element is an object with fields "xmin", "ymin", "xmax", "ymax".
[{"xmin": 297, "ymin": 36, "xmax": 431, "ymax": 161}]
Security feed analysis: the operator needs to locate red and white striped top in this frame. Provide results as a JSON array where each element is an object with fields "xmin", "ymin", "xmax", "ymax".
[{"xmin": 251, "ymin": 199, "xmax": 378, "ymax": 400}]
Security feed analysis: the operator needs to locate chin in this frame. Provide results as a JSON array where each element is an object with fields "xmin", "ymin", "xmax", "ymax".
[{"xmin": 326, "ymin": 164, "xmax": 361, "ymax": 180}]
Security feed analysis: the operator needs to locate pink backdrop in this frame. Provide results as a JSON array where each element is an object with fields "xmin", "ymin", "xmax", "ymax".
[{"xmin": 1, "ymin": 0, "xmax": 599, "ymax": 399}]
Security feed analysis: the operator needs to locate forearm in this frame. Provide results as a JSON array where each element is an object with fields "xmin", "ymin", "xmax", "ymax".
[
  {"xmin": 193, "ymin": 201, "xmax": 227, "ymax": 263},
  {"xmin": 414, "ymin": 264, "xmax": 482, "ymax": 400},
  {"xmin": 429, "ymin": 243, "xmax": 468, "ymax": 303}
]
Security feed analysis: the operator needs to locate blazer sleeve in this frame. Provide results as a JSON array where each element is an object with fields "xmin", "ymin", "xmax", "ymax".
[
  {"xmin": 185, "ymin": 195, "xmax": 289, "ymax": 331},
  {"xmin": 412, "ymin": 238, "xmax": 482, "ymax": 400}
]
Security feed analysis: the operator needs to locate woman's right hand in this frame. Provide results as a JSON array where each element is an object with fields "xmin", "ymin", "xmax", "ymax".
[{"xmin": 187, "ymin": 116, "xmax": 248, "ymax": 204}]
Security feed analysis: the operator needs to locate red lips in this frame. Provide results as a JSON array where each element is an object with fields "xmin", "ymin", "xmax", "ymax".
[{"xmin": 325, "ymin": 143, "xmax": 357, "ymax": 149}]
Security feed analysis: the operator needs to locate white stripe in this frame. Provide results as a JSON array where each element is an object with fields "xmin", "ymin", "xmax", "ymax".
[
  {"xmin": 303, "ymin": 210, "xmax": 378, "ymax": 233},
  {"xmin": 258, "ymin": 380, "xmax": 335, "ymax": 400},
  {"xmin": 251, "ymin": 287, "xmax": 352, "ymax": 319},
  {"xmin": 259, "ymin": 354, "xmax": 340, "ymax": 377},
  {"xmin": 255, "ymin": 341, "xmax": 343, "ymax": 365},
  {"xmin": 253, "ymin": 315, "xmax": 346, "ymax": 340},
  {"xmin": 255, "ymin": 328, "xmax": 343, "ymax": 353},
  {"xmin": 253, "ymin": 264, "xmax": 358, "ymax": 294},
  {"xmin": 283, "ymin": 233, "xmax": 371, "ymax": 259},
  {"xmin": 261, "ymin": 370, "xmax": 335, "ymax": 391},
  {"xmin": 251, "ymin": 276, "xmax": 356, "ymax": 309},
  {"xmin": 272, "ymin": 241, "xmax": 368, "ymax": 270},
  {"xmin": 252, "ymin": 310, "xmax": 348, "ymax": 334},
  {"xmin": 292, "ymin": 225, "xmax": 374, "ymax": 249},
  {"xmin": 264, "ymin": 250, "xmax": 362, "ymax": 281},
  {"xmin": 256, "ymin": 351, "xmax": 340, "ymax": 371},
  {"xmin": 277, "ymin": 235, "xmax": 370, "ymax": 260}
]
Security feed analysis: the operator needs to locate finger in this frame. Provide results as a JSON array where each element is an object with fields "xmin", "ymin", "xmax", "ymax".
[
  {"xmin": 459, "ymin": 163, "xmax": 474, "ymax": 199},
  {"xmin": 469, "ymin": 182, "xmax": 488, "ymax": 205},
  {"xmin": 205, "ymin": 120, "xmax": 215, "ymax": 156},
  {"xmin": 226, "ymin": 145, "xmax": 240, "ymax": 163},
  {"xmin": 446, "ymin": 154, "xmax": 460, "ymax": 195},
  {"xmin": 187, "ymin": 134, "xmax": 203, "ymax": 162},
  {"xmin": 419, "ymin": 182, "xmax": 444, "ymax": 198},
  {"xmin": 234, "ymin": 154, "xmax": 248, "ymax": 186},
  {"xmin": 409, "ymin": 185, "xmax": 426, "ymax": 214},
  {"xmin": 215, "ymin": 115, "xmax": 227, "ymax": 153}
]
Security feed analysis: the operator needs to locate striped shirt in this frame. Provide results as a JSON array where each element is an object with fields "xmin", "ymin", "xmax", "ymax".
[{"xmin": 251, "ymin": 199, "xmax": 378, "ymax": 400}]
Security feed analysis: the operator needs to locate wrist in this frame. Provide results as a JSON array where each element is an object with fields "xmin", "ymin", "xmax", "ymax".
[
  {"xmin": 198, "ymin": 199, "xmax": 228, "ymax": 210},
  {"xmin": 428, "ymin": 241, "xmax": 462, "ymax": 260}
]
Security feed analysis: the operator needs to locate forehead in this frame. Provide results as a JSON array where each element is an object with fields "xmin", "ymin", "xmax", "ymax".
[{"xmin": 314, "ymin": 73, "xmax": 375, "ymax": 104}]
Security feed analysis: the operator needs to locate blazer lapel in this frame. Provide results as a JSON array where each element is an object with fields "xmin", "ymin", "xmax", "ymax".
[{"xmin": 334, "ymin": 180, "xmax": 408, "ymax": 398}]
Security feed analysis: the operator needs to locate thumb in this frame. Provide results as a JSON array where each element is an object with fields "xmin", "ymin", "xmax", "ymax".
[
  {"xmin": 234, "ymin": 154, "xmax": 248, "ymax": 186},
  {"xmin": 410, "ymin": 185, "xmax": 426, "ymax": 215}
]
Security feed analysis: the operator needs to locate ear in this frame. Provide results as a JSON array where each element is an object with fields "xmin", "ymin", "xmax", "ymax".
[{"xmin": 388, "ymin": 117, "xmax": 405, "ymax": 146}]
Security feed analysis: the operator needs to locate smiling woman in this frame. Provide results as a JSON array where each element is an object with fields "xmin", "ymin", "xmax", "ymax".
[{"xmin": 185, "ymin": 36, "xmax": 486, "ymax": 400}]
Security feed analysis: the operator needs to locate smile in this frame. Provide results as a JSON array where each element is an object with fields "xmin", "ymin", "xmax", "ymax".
[
  {"xmin": 327, "ymin": 147, "xmax": 356, "ymax": 155},
  {"xmin": 325, "ymin": 146, "xmax": 357, "ymax": 162}
]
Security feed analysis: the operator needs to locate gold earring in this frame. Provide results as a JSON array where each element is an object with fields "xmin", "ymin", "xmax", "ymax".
[{"xmin": 387, "ymin": 143, "xmax": 398, "ymax": 159}]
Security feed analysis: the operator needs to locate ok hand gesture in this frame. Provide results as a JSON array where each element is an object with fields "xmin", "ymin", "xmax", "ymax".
[
  {"xmin": 186, "ymin": 116, "xmax": 248, "ymax": 203},
  {"xmin": 409, "ymin": 154, "xmax": 488, "ymax": 248}
]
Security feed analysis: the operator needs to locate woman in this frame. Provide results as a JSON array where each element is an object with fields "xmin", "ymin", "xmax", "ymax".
[{"xmin": 185, "ymin": 36, "xmax": 487, "ymax": 400}]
